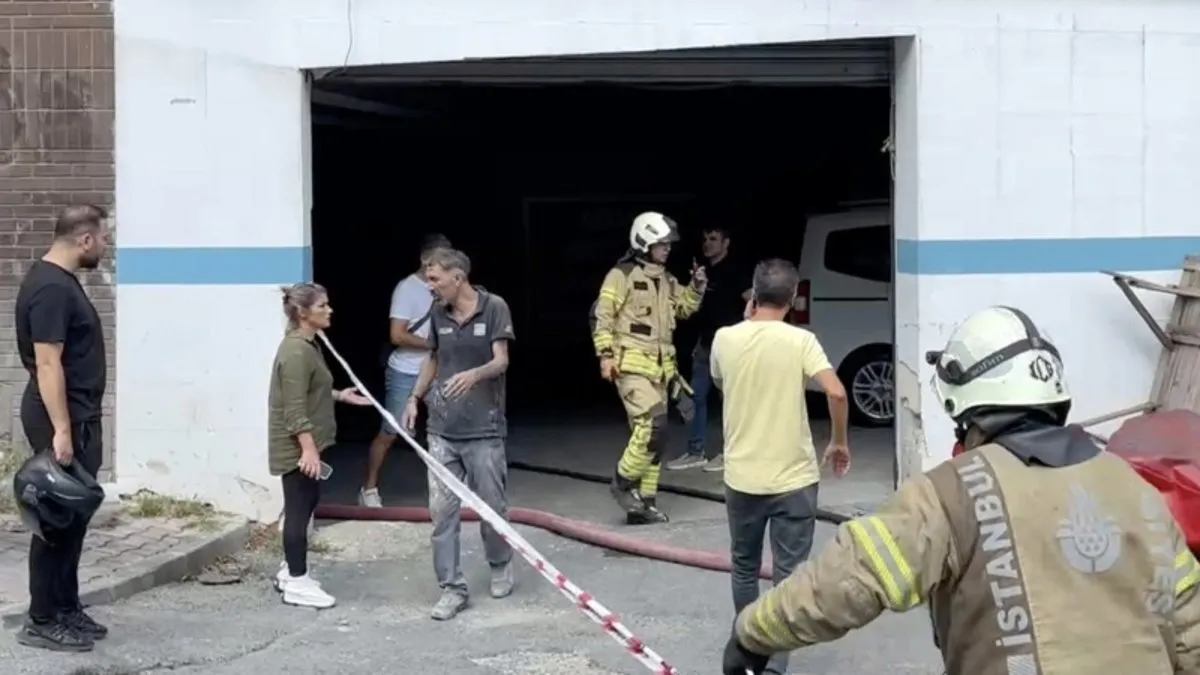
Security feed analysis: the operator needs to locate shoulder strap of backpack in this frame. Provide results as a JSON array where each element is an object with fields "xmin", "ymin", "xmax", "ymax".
[{"xmin": 408, "ymin": 308, "xmax": 433, "ymax": 334}]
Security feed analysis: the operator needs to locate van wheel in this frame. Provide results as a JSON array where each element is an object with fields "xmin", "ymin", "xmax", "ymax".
[{"xmin": 837, "ymin": 346, "xmax": 894, "ymax": 428}]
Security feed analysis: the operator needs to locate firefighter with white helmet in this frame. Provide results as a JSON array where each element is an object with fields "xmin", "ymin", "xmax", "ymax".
[
  {"xmin": 723, "ymin": 305, "xmax": 1200, "ymax": 674},
  {"xmin": 590, "ymin": 212, "xmax": 706, "ymax": 524}
]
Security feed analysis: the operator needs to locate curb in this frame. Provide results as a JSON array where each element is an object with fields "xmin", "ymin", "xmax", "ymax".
[{"xmin": 0, "ymin": 518, "xmax": 251, "ymax": 629}]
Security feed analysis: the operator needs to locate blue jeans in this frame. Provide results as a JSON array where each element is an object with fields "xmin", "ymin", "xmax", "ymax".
[
  {"xmin": 687, "ymin": 343, "xmax": 713, "ymax": 454},
  {"xmin": 380, "ymin": 368, "xmax": 419, "ymax": 435}
]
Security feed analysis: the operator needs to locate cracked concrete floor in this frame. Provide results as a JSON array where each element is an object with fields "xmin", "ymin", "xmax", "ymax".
[{"xmin": 0, "ymin": 476, "xmax": 941, "ymax": 675}]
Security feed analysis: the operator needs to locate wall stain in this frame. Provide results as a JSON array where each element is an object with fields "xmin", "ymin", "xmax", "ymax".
[
  {"xmin": 896, "ymin": 358, "xmax": 929, "ymax": 482},
  {"xmin": 0, "ymin": 46, "xmax": 22, "ymax": 166},
  {"xmin": 0, "ymin": 45, "xmax": 98, "ymax": 156}
]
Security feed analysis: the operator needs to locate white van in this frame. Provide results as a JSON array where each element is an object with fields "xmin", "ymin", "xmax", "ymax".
[{"xmin": 791, "ymin": 202, "xmax": 893, "ymax": 427}]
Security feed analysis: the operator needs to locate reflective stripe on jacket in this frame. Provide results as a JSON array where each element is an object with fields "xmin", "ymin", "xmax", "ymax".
[
  {"xmin": 735, "ymin": 443, "xmax": 1200, "ymax": 674},
  {"xmin": 590, "ymin": 260, "xmax": 700, "ymax": 381}
]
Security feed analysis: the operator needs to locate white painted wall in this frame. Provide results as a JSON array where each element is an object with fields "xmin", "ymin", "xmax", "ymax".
[
  {"xmin": 912, "ymin": 273, "xmax": 1178, "ymax": 474},
  {"xmin": 892, "ymin": 36, "xmax": 926, "ymax": 483},
  {"xmin": 896, "ymin": 6, "xmax": 1200, "ymax": 473},
  {"xmin": 113, "ymin": 0, "xmax": 1200, "ymax": 516},
  {"xmin": 115, "ymin": 287, "xmax": 289, "ymax": 520},
  {"xmin": 113, "ymin": 45, "xmax": 311, "ymax": 249},
  {"xmin": 113, "ymin": 24, "xmax": 312, "ymax": 520}
]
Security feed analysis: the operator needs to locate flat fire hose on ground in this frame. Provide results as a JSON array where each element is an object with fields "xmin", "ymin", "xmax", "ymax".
[{"xmin": 316, "ymin": 332, "xmax": 688, "ymax": 674}]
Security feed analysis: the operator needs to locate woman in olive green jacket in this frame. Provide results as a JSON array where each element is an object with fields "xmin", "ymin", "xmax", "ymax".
[{"xmin": 268, "ymin": 283, "xmax": 368, "ymax": 609}]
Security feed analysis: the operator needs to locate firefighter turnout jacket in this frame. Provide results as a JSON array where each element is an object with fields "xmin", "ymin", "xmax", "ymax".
[
  {"xmin": 734, "ymin": 443, "xmax": 1200, "ymax": 674},
  {"xmin": 590, "ymin": 258, "xmax": 702, "ymax": 382}
]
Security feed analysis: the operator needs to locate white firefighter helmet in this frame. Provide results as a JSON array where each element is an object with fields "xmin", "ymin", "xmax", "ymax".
[
  {"xmin": 629, "ymin": 212, "xmax": 680, "ymax": 253},
  {"xmin": 927, "ymin": 306, "xmax": 1070, "ymax": 421}
]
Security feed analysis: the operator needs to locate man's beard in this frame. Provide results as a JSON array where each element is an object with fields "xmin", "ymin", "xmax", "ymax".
[{"xmin": 78, "ymin": 253, "xmax": 102, "ymax": 270}]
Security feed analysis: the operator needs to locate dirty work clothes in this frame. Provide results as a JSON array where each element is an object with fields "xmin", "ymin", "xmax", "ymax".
[
  {"xmin": 267, "ymin": 330, "xmax": 337, "ymax": 476},
  {"xmin": 427, "ymin": 435, "xmax": 513, "ymax": 594},
  {"xmin": 734, "ymin": 443, "xmax": 1200, "ymax": 673},
  {"xmin": 426, "ymin": 291, "xmax": 515, "ymax": 440},
  {"xmin": 24, "ymin": 418, "xmax": 103, "ymax": 623},
  {"xmin": 615, "ymin": 375, "xmax": 669, "ymax": 498},
  {"xmin": 726, "ymin": 483, "xmax": 819, "ymax": 675}
]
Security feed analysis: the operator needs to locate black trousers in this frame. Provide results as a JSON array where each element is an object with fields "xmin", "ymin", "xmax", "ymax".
[
  {"xmin": 24, "ymin": 418, "xmax": 103, "ymax": 623},
  {"xmin": 281, "ymin": 469, "xmax": 321, "ymax": 577},
  {"xmin": 726, "ymin": 483, "xmax": 819, "ymax": 675}
]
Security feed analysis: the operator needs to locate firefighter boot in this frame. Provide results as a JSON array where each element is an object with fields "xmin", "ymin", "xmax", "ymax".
[
  {"xmin": 610, "ymin": 468, "xmax": 645, "ymax": 514},
  {"xmin": 626, "ymin": 497, "xmax": 669, "ymax": 525}
]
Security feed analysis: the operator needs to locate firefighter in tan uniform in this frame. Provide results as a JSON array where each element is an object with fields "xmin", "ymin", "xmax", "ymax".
[
  {"xmin": 723, "ymin": 306, "xmax": 1200, "ymax": 675},
  {"xmin": 590, "ymin": 212, "xmax": 704, "ymax": 525}
]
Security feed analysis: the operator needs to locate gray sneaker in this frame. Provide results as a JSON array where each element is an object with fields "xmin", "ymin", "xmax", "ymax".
[
  {"xmin": 490, "ymin": 562, "xmax": 515, "ymax": 599},
  {"xmin": 665, "ymin": 452, "xmax": 706, "ymax": 471},
  {"xmin": 430, "ymin": 591, "xmax": 469, "ymax": 621},
  {"xmin": 702, "ymin": 454, "xmax": 724, "ymax": 472}
]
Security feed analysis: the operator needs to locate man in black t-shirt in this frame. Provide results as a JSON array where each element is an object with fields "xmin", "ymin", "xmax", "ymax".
[
  {"xmin": 666, "ymin": 226, "xmax": 752, "ymax": 473},
  {"xmin": 13, "ymin": 204, "xmax": 110, "ymax": 653}
]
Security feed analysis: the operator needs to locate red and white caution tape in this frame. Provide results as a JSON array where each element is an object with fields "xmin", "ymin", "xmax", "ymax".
[{"xmin": 317, "ymin": 332, "xmax": 681, "ymax": 675}]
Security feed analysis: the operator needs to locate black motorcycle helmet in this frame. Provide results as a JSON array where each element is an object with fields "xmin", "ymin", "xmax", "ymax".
[{"xmin": 12, "ymin": 451, "xmax": 105, "ymax": 541}]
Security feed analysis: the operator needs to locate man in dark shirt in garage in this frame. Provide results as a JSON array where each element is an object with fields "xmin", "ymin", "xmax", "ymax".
[
  {"xmin": 399, "ymin": 248, "xmax": 517, "ymax": 622},
  {"xmin": 14, "ymin": 204, "xmax": 111, "ymax": 652},
  {"xmin": 666, "ymin": 226, "xmax": 751, "ymax": 473}
]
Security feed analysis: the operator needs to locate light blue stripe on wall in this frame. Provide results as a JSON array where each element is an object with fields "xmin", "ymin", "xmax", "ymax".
[
  {"xmin": 117, "ymin": 247, "xmax": 312, "ymax": 285},
  {"xmin": 115, "ymin": 237, "xmax": 1200, "ymax": 283},
  {"xmin": 897, "ymin": 236, "xmax": 1200, "ymax": 275}
]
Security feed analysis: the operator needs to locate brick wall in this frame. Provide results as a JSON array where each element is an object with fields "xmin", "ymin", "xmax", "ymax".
[{"xmin": 0, "ymin": 1, "xmax": 116, "ymax": 479}]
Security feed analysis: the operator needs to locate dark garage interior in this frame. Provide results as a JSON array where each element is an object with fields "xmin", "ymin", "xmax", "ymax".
[{"xmin": 307, "ymin": 42, "xmax": 896, "ymax": 508}]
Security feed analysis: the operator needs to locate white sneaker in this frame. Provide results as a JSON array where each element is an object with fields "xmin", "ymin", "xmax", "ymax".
[
  {"xmin": 358, "ymin": 488, "xmax": 383, "ymax": 508},
  {"xmin": 281, "ymin": 573, "xmax": 336, "ymax": 609},
  {"xmin": 273, "ymin": 561, "xmax": 288, "ymax": 592}
]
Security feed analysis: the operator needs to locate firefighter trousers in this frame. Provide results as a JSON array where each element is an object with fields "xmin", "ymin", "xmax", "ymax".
[{"xmin": 614, "ymin": 374, "xmax": 669, "ymax": 499}]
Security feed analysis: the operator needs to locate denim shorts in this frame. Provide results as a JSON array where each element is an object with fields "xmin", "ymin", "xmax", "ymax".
[{"xmin": 381, "ymin": 367, "xmax": 419, "ymax": 435}]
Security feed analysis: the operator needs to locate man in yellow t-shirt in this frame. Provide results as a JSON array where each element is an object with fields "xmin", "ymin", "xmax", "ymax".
[{"xmin": 709, "ymin": 258, "xmax": 852, "ymax": 675}]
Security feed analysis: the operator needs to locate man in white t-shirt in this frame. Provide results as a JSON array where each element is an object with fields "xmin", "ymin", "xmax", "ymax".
[{"xmin": 359, "ymin": 233, "xmax": 451, "ymax": 507}]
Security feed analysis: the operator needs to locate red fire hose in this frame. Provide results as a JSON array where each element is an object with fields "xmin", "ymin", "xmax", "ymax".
[{"xmin": 314, "ymin": 462, "xmax": 852, "ymax": 581}]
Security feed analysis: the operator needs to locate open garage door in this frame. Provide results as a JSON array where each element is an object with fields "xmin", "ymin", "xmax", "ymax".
[
  {"xmin": 313, "ymin": 39, "xmax": 893, "ymax": 85},
  {"xmin": 310, "ymin": 37, "xmax": 900, "ymax": 514}
]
